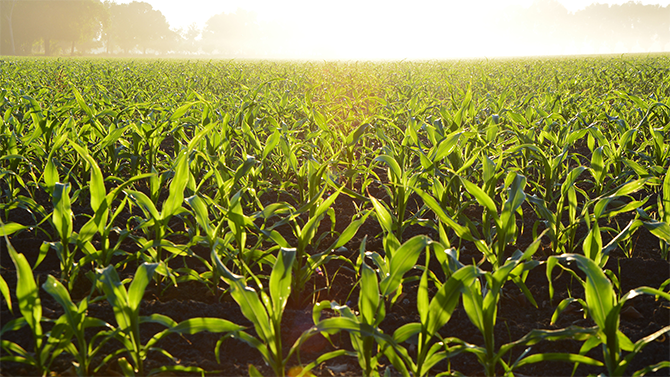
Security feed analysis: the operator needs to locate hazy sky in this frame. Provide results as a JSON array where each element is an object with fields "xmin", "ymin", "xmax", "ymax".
[
  {"xmin": 113, "ymin": 0, "xmax": 670, "ymax": 59},
  {"xmin": 114, "ymin": 0, "xmax": 670, "ymax": 30}
]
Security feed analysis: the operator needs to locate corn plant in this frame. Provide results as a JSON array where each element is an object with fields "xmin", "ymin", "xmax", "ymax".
[
  {"xmin": 41, "ymin": 275, "xmax": 116, "ymax": 376},
  {"xmin": 275, "ymin": 186, "xmax": 367, "ymax": 305},
  {"xmin": 448, "ymin": 232, "xmax": 603, "ymax": 376},
  {"xmin": 97, "ymin": 262, "xmax": 244, "ymax": 376},
  {"xmin": 0, "ymin": 236, "xmax": 70, "ymax": 376},
  {"xmin": 579, "ymin": 178, "xmax": 649, "ymax": 266},
  {"xmin": 50, "ymin": 180, "xmax": 77, "ymax": 283},
  {"xmin": 337, "ymin": 122, "xmax": 370, "ymax": 188},
  {"xmin": 652, "ymin": 168, "xmax": 670, "ymax": 258},
  {"xmin": 459, "ymin": 172, "xmax": 528, "ymax": 269},
  {"xmin": 70, "ymin": 141, "xmax": 153, "ymax": 268},
  {"xmin": 125, "ymin": 150, "xmax": 190, "ymax": 274},
  {"xmin": 527, "ymin": 166, "xmax": 586, "ymax": 254},
  {"xmin": 547, "ymin": 254, "xmax": 670, "ymax": 377},
  {"xmin": 310, "ymin": 252, "xmax": 388, "ymax": 377},
  {"xmin": 212, "ymin": 247, "xmax": 298, "ymax": 377},
  {"xmin": 380, "ymin": 249, "xmax": 482, "ymax": 377},
  {"xmin": 371, "ymin": 151, "xmax": 423, "ymax": 242},
  {"xmin": 303, "ymin": 235, "xmax": 432, "ymax": 377}
]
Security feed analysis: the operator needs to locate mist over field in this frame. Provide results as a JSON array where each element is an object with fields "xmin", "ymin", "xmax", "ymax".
[{"xmin": 1, "ymin": 0, "xmax": 669, "ymax": 59}]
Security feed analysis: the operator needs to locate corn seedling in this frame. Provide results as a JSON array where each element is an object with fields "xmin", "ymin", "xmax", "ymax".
[
  {"xmin": 547, "ymin": 254, "xmax": 670, "ymax": 377},
  {"xmin": 212, "ymin": 247, "xmax": 297, "ymax": 377}
]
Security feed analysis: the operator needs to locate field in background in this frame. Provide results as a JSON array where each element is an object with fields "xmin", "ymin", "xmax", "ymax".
[{"xmin": 1, "ymin": 55, "xmax": 670, "ymax": 377}]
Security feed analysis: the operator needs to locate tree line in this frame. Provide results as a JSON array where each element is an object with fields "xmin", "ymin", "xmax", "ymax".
[
  {"xmin": 489, "ymin": 0, "xmax": 670, "ymax": 56},
  {"xmin": 0, "ymin": 0, "xmax": 668, "ymax": 57}
]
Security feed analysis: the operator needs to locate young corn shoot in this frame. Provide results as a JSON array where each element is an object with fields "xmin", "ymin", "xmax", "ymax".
[{"xmin": 547, "ymin": 254, "xmax": 670, "ymax": 377}]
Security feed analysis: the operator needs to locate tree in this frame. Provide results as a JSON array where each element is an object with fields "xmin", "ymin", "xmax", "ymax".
[
  {"xmin": 0, "ymin": 0, "xmax": 18, "ymax": 55},
  {"xmin": 201, "ymin": 10, "xmax": 264, "ymax": 56},
  {"xmin": 49, "ymin": 0, "xmax": 106, "ymax": 54},
  {"xmin": 1, "ymin": 0, "xmax": 105, "ymax": 55},
  {"xmin": 104, "ymin": 1, "xmax": 176, "ymax": 54},
  {"xmin": 178, "ymin": 23, "xmax": 202, "ymax": 54}
]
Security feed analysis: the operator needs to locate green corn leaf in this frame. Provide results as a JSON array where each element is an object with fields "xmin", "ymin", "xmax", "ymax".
[
  {"xmin": 482, "ymin": 155, "xmax": 496, "ymax": 184},
  {"xmin": 392, "ymin": 322, "xmax": 422, "ymax": 343},
  {"xmin": 460, "ymin": 177, "xmax": 497, "ymax": 215},
  {"xmin": 625, "ymin": 158, "xmax": 649, "ymax": 178},
  {"xmin": 248, "ymin": 364, "xmax": 263, "ymax": 377},
  {"xmin": 359, "ymin": 262, "xmax": 381, "ymax": 326},
  {"xmin": 631, "ymin": 324, "xmax": 670, "ymax": 355},
  {"xmin": 44, "ymin": 158, "xmax": 58, "ymax": 195},
  {"xmin": 497, "ymin": 173, "xmax": 526, "ymax": 249},
  {"xmin": 583, "ymin": 221, "xmax": 603, "ymax": 264},
  {"xmin": 269, "ymin": 247, "xmax": 296, "ymax": 318},
  {"xmin": 617, "ymin": 329, "xmax": 634, "ymax": 352},
  {"xmin": 431, "ymin": 131, "xmax": 461, "ymax": 162},
  {"xmin": 417, "ymin": 252, "xmax": 430, "ymax": 325},
  {"xmin": 415, "ymin": 188, "xmax": 473, "ymax": 241},
  {"xmin": 6, "ymin": 236, "xmax": 42, "ymax": 337},
  {"xmin": 169, "ymin": 101, "xmax": 198, "ymax": 121},
  {"xmin": 52, "ymin": 182, "xmax": 73, "ymax": 242},
  {"xmin": 426, "ymin": 265, "xmax": 480, "ymax": 335},
  {"xmin": 162, "ymin": 152, "xmax": 190, "ymax": 220},
  {"xmin": 370, "ymin": 195, "xmax": 395, "ymax": 235},
  {"xmin": 186, "ymin": 195, "xmax": 213, "ymax": 240},
  {"xmin": 0, "ymin": 222, "xmax": 28, "ymax": 237},
  {"xmin": 186, "ymin": 121, "xmax": 218, "ymax": 151},
  {"xmin": 555, "ymin": 254, "xmax": 615, "ymax": 329},
  {"xmin": 662, "ymin": 169, "xmax": 670, "ymax": 223},
  {"xmin": 73, "ymin": 87, "xmax": 93, "ymax": 119},
  {"xmin": 262, "ymin": 130, "xmax": 281, "ymax": 160},
  {"xmin": 98, "ymin": 126, "xmax": 127, "ymax": 151},
  {"xmin": 514, "ymin": 353, "xmax": 603, "ymax": 369},
  {"xmin": 561, "ymin": 166, "xmax": 587, "ymax": 197},
  {"xmin": 42, "ymin": 275, "xmax": 79, "ymax": 329},
  {"xmin": 610, "ymin": 179, "xmax": 647, "ymax": 198},
  {"xmin": 298, "ymin": 188, "xmax": 341, "ymax": 251},
  {"xmin": 551, "ymin": 297, "xmax": 582, "ymax": 325},
  {"xmin": 564, "ymin": 128, "xmax": 589, "ymax": 146},
  {"xmin": 374, "ymin": 154, "xmax": 402, "ymax": 182},
  {"xmin": 118, "ymin": 357, "xmax": 136, "ymax": 376},
  {"xmin": 328, "ymin": 211, "xmax": 371, "ymax": 251},
  {"xmin": 169, "ymin": 317, "xmax": 245, "ymax": 335},
  {"xmin": 314, "ymin": 316, "xmax": 378, "ymax": 337},
  {"xmin": 126, "ymin": 190, "xmax": 160, "ymax": 220},
  {"xmin": 504, "ymin": 173, "xmax": 527, "ymax": 213},
  {"xmin": 148, "ymin": 365, "xmax": 207, "ymax": 376},
  {"xmin": 98, "ymin": 265, "xmax": 133, "ymax": 331},
  {"xmin": 632, "ymin": 361, "xmax": 670, "ymax": 377},
  {"xmin": 567, "ymin": 186, "xmax": 578, "ymax": 223},
  {"xmin": 461, "ymin": 278, "xmax": 485, "ymax": 333},
  {"xmin": 211, "ymin": 250, "xmax": 273, "ymax": 344},
  {"xmin": 590, "ymin": 146, "xmax": 605, "ymax": 183},
  {"xmin": 379, "ymin": 235, "xmax": 429, "ymax": 298},
  {"xmin": 70, "ymin": 142, "xmax": 106, "ymax": 212},
  {"xmin": 0, "ymin": 273, "xmax": 11, "ymax": 314},
  {"xmin": 312, "ymin": 109, "xmax": 328, "ymax": 130},
  {"xmin": 642, "ymin": 221, "xmax": 670, "ymax": 244},
  {"xmin": 234, "ymin": 155, "xmax": 256, "ymax": 183},
  {"xmin": 128, "ymin": 263, "xmax": 158, "ymax": 313},
  {"xmin": 346, "ymin": 122, "xmax": 369, "ymax": 146}
]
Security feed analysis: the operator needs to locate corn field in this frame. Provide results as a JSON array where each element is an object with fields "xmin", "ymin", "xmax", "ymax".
[{"xmin": 1, "ymin": 55, "xmax": 670, "ymax": 377}]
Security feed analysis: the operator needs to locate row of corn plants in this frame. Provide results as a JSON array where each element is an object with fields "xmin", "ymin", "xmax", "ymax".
[{"xmin": 1, "ymin": 55, "xmax": 670, "ymax": 376}]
